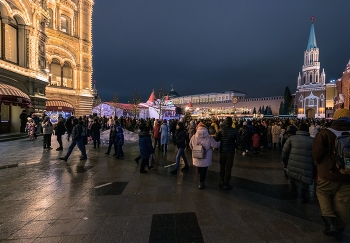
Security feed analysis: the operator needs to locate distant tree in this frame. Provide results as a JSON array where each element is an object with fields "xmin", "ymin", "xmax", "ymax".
[
  {"xmin": 154, "ymin": 87, "xmax": 168, "ymax": 119},
  {"xmin": 261, "ymin": 105, "xmax": 265, "ymax": 115},
  {"xmin": 94, "ymin": 98, "xmax": 104, "ymax": 117},
  {"xmin": 110, "ymin": 93, "xmax": 119, "ymax": 117},
  {"xmin": 264, "ymin": 106, "xmax": 268, "ymax": 115},
  {"xmin": 267, "ymin": 106, "xmax": 272, "ymax": 115},
  {"xmin": 283, "ymin": 86, "xmax": 293, "ymax": 115},
  {"xmin": 258, "ymin": 106, "xmax": 261, "ymax": 114},
  {"xmin": 253, "ymin": 107, "xmax": 256, "ymax": 114},
  {"xmin": 279, "ymin": 101, "xmax": 284, "ymax": 115},
  {"xmin": 130, "ymin": 90, "xmax": 142, "ymax": 119}
]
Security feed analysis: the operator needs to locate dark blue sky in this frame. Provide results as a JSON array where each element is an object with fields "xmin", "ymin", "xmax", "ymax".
[{"xmin": 92, "ymin": 0, "xmax": 350, "ymax": 103}]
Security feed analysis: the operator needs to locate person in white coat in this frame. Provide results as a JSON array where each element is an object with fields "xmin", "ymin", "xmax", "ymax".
[{"xmin": 190, "ymin": 122, "xmax": 220, "ymax": 189}]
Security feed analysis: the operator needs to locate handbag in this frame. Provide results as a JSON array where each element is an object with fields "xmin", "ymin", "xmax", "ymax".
[{"xmin": 192, "ymin": 144, "xmax": 206, "ymax": 159}]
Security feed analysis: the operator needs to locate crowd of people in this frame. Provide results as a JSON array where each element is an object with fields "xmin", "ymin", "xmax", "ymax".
[{"xmin": 18, "ymin": 109, "xmax": 350, "ymax": 241}]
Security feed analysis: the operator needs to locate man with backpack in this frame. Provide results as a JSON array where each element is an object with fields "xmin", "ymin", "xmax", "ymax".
[{"xmin": 312, "ymin": 108, "xmax": 350, "ymax": 241}]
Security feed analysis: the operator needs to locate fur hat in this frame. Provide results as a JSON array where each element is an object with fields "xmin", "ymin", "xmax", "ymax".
[
  {"xmin": 196, "ymin": 122, "xmax": 207, "ymax": 130},
  {"xmin": 333, "ymin": 108, "xmax": 350, "ymax": 120}
]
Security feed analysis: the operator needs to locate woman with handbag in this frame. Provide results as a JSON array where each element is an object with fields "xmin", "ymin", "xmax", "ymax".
[{"xmin": 190, "ymin": 122, "xmax": 220, "ymax": 189}]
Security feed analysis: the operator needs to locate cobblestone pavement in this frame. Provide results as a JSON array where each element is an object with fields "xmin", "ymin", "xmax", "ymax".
[{"xmin": 0, "ymin": 135, "xmax": 349, "ymax": 242}]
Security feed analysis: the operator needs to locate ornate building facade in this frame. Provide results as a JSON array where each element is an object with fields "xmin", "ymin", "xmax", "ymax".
[
  {"xmin": 0, "ymin": 0, "xmax": 49, "ymax": 133},
  {"xmin": 45, "ymin": 0, "xmax": 94, "ymax": 116},
  {"xmin": 335, "ymin": 61, "xmax": 350, "ymax": 111},
  {"xmin": 295, "ymin": 18, "xmax": 326, "ymax": 118}
]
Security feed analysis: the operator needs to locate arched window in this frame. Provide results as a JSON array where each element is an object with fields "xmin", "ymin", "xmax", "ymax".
[
  {"xmin": 48, "ymin": 9, "xmax": 53, "ymax": 28},
  {"xmin": 4, "ymin": 18, "xmax": 18, "ymax": 63},
  {"xmin": 60, "ymin": 15, "xmax": 70, "ymax": 34},
  {"xmin": 63, "ymin": 62, "xmax": 73, "ymax": 88},
  {"xmin": 51, "ymin": 59, "xmax": 61, "ymax": 86}
]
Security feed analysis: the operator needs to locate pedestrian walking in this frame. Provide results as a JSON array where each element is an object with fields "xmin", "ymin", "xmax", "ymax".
[
  {"xmin": 90, "ymin": 119, "xmax": 101, "ymax": 148},
  {"xmin": 153, "ymin": 120, "xmax": 161, "ymax": 151},
  {"xmin": 59, "ymin": 118, "xmax": 87, "ymax": 161},
  {"xmin": 54, "ymin": 118, "xmax": 66, "ymax": 150},
  {"xmin": 115, "ymin": 126, "xmax": 124, "ymax": 159},
  {"xmin": 282, "ymin": 123, "xmax": 315, "ymax": 203},
  {"xmin": 138, "ymin": 125, "xmax": 154, "ymax": 173},
  {"xmin": 190, "ymin": 122, "xmax": 220, "ymax": 189},
  {"xmin": 170, "ymin": 122, "xmax": 189, "ymax": 175},
  {"xmin": 65, "ymin": 116, "xmax": 73, "ymax": 141},
  {"xmin": 312, "ymin": 108, "xmax": 350, "ymax": 241},
  {"xmin": 105, "ymin": 119, "xmax": 119, "ymax": 156}
]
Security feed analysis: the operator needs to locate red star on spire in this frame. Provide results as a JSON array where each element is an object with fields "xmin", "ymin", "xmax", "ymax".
[{"xmin": 311, "ymin": 16, "xmax": 315, "ymax": 23}]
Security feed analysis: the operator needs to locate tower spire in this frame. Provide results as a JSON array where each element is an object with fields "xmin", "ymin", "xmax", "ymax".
[{"xmin": 307, "ymin": 16, "xmax": 317, "ymax": 50}]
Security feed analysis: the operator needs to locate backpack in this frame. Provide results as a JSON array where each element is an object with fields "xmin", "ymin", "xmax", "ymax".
[
  {"xmin": 192, "ymin": 144, "xmax": 207, "ymax": 159},
  {"xmin": 328, "ymin": 128, "xmax": 350, "ymax": 170},
  {"xmin": 208, "ymin": 125, "xmax": 216, "ymax": 135}
]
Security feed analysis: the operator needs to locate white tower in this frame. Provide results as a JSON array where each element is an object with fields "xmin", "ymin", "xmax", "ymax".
[
  {"xmin": 297, "ymin": 16, "xmax": 325, "ymax": 88},
  {"xmin": 295, "ymin": 17, "xmax": 326, "ymax": 119}
]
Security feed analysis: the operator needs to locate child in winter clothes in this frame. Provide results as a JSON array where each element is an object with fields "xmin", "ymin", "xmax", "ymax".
[
  {"xmin": 252, "ymin": 132, "xmax": 260, "ymax": 156},
  {"xmin": 25, "ymin": 117, "xmax": 36, "ymax": 140}
]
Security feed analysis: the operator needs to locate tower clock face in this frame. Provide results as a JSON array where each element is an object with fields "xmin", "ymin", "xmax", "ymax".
[{"xmin": 232, "ymin": 97, "xmax": 238, "ymax": 104}]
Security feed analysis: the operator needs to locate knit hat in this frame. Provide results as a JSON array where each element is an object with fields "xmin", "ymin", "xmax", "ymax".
[
  {"xmin": 333, "ymin": 108, "xmax": 350, "ymax": 120},
  {"xmin": 298, "ymin": 123, "xmax": 309, "ymax": 132},
  {"xmin": 243, "ymin": 121, "xmax": 247, "ymax": 126}
]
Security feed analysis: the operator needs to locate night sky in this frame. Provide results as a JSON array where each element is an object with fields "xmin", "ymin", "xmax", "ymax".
[{"xmin": 92, "ymin": 0, "xmax": 350, "ymax": 103}]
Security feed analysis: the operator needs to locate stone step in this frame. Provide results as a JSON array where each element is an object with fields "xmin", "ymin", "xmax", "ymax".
[{"xmin": 0, "ymin": 133, "xmax": 42, "ymax": 142}]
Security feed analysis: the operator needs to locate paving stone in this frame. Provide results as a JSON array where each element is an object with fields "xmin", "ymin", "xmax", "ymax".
[{"xmin": 1, "ymin": 138, "xmax": 350, "ymax": 242}]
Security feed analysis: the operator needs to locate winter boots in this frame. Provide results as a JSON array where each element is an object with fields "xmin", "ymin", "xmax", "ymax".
[{"xmin": 321, "ymin": 216, "xmax": 344, "ymax": 241}]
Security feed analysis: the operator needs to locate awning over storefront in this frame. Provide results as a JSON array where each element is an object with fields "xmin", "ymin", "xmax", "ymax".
[
  {"xmin": 46, "ymin": 100, "xmax": 74, "ymax": 112},
  {"xmin": 0, "ymin": 83, "xmax": 32, "ymax": 108}
]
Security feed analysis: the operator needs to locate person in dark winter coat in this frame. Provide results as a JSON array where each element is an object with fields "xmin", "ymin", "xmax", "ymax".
[
  {"xmin": 105, "ymin": 119, "xmax": 119, "ymax": 156},
  {"xmin": 115, "ymin": 126, "xmax": 124, "ymax": 158},
  {"xmin": 282, "ymin": 123, "xmax": 315, "ymax": 203},
  {"xmin": 216, "ymin": 117, "xmax": 238, "ymax": 190},
  {"xmin": 138, "ymin": 125, "xmax": 154, "ymax": 173},
  {"xmin": 59, "ymin": 118, "xmax": 87, "ymax": 161},
  {"xmin": 54, "ymin": 118, "xmax": 66, "ymax": 151},
  {"xmin": 65, "ymin": 116, "xmax": 73, "ymax": 141},
  {"xmin": 170, "ymin": 122, "xmax": 189, "ymax": 175},
  {"xmin": 90, "ymin": 119, "xmax": 101, "ymax": 148},
  {"xmin": 312, "ymin": 108, "xmax": 350, "ymax": 241},
  {"xmin": 20, "ymin": 110, "xmax": 28, "ymax": 133},
  {"xmin": 239, "ymin": 121, "xmax": 251, "ymax": 156}
]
